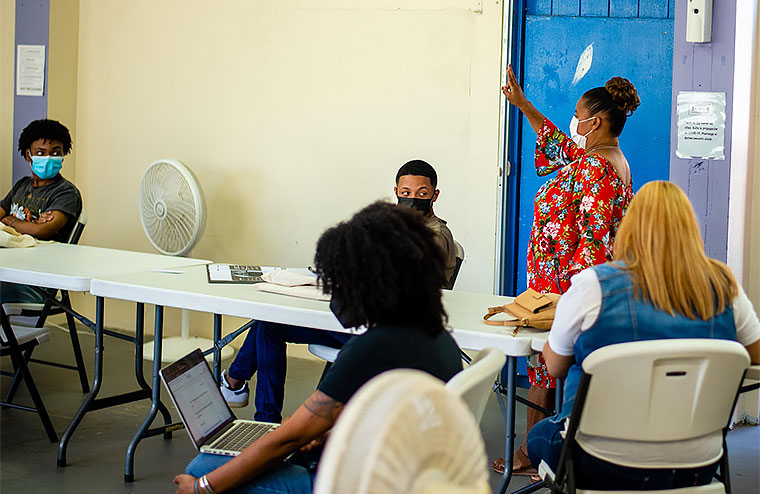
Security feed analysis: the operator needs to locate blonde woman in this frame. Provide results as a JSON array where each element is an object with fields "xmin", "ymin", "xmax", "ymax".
[{"xmin": 527, "ymin": 181, "xmax": 760, "ymax": 490}]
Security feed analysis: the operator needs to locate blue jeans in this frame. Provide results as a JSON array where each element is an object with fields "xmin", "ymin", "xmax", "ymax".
[
  {"xmin": 186, "ymin": 453, "xmax": 314, "ymax": 494},
  {"xmin": 228, "ymin": 321, "xmax": 351, "ymax": 423},
  {"xmin": 0, "ymin": 282, "xmax": 45, "ymax": 304},
  {"xmin": 527, "ymin": 417, "xmax": 719, "ymax": 490}
]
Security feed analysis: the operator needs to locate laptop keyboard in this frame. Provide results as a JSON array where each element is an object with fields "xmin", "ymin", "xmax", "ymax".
[{"xmin": 212, "ymin": 422, "xmax": 274, "ymax": 452}]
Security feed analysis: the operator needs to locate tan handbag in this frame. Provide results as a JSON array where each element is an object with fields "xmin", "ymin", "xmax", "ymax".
[{"xmin": 483, "ymin": 288, "xmax": 561, "ymax": 336}]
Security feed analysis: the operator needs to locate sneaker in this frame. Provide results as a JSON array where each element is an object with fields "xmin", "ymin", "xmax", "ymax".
[{"xmin": 220, "ymin": 369, "xmax": 249, "ymax": 408}]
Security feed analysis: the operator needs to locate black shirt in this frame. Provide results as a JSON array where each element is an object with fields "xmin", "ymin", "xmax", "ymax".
[
  {"xmin": 317, "ymin": 323, "xmax": 463, "ymax": 404},
  {"xmin": 0, "ymin": 174, "xmax": 82, "ymax": 242}
]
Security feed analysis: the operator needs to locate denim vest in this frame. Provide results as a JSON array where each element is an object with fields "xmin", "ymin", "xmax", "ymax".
[{"xmin": 555, "ymin": 262, "xmax": 736, "ymax": 421}]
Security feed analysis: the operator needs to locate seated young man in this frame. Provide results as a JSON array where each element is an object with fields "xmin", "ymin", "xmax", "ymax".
[
  {"xmin": 0, "ymin": 119, "xmax": 82, "ymax": 303},
  {"xmin": 174, "ymin": 201, "xmax": 463, "ymax": 494},
  {"xmin": 220, "ymin": 160, "xmax": 458, "ymax": 423}
]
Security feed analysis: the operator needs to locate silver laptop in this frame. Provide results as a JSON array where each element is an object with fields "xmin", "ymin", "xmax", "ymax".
[{"xmin": 160, "ymin": 349, "xmax": 278, "ymax": 456}]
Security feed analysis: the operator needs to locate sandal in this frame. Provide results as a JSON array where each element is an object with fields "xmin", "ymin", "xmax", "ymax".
[{"xmin": 491, "ymin": 446, "xmax": 538, "ymax": 477}]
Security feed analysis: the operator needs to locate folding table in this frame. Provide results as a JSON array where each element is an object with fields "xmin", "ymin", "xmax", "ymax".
[
  {"xmin": 89, "ymin": 263, "xmax": 542, "ymax": 491},
  {"xmin": 0, "ymin": 243, "xmax": 209, "ymax": 467}
]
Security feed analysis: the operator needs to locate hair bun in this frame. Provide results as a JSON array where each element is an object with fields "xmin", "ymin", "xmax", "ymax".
[{"xmin": 605, "ymin": 77, "xmax": 640, "ymax": 116}]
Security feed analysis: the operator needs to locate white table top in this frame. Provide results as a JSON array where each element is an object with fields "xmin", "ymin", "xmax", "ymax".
[
  {"xmin": 90, "ymin": 264, "xmax": 539, "ymax": 356},
  {"xmin": 442, "ymin": 290, "xmax": 542, "ymax": 356},
  {"xmin": 90, "ymin": 264, "xmax": 345, "ymax": 331},
  {"xmin": 531, "ymin": 331, "xmax": 549, "ymax": 352},
  {"xmin": 0, "ymin": 243, "xmax": 210, "ymax": 292}
]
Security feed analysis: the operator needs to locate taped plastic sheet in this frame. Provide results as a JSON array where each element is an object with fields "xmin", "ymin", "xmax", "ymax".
[{"xmin": 676, "ymin": 91, "xmax": 726, "ymax": 160}]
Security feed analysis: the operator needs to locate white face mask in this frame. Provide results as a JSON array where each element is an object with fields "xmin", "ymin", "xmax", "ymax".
[{"xmin": 569, "ymin": 116, "xmax": 595, "ymax": 149}]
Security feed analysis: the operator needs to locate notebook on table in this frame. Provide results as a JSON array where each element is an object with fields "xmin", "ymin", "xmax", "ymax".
[{"xmin": 160, "ymin": 349, "xmax": 278, "ymax": 456}]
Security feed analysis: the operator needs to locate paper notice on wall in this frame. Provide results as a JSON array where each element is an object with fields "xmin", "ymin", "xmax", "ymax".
[
  {"xmin": 676, "ymin": 91, "xmax": 726, "ymax": 160},
  {"xmin": 16, "ymin": 45, "xmax": 46, "ymax": 96}
]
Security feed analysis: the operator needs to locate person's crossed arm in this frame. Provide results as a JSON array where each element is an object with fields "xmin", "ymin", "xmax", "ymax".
[
  {"xmin": 1, "ymin": 209, "xmax": 68, "ymax": 240},
  {"xmin": 173, "ymin": 390, "xmax": 344, "ymax": 494}
]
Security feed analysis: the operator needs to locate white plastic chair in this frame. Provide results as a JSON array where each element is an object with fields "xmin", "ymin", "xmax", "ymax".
[
  {"xmin": 314, "ymin": 369, "xmax": 490, "ymax": 494},
  {"xmin": 445, "ymin": 347, "xmax": 505, "ymax": 424},
  {"xmin": 538, "ymin": 339, "xmax": 750, "ymax": 494},
  {"xmin": 308, "ymin": 343, "xmax": 340, "ymax": 365}
]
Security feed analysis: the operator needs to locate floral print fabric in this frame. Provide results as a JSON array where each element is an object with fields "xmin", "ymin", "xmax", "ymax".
[{"xmin": 527, "ymin": 118, "xmax": 633, "ymax": 388}]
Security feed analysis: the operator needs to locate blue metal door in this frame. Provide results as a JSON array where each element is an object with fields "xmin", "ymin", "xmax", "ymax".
[{"xmin": 503, "ymin": 1, "xmax": 674, "ymax": 294}]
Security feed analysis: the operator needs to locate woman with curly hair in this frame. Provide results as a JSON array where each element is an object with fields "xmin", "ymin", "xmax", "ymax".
[
  {"xmin": 174, "ymin": 202, "xmax": 462, "ymax": 494},
  {"xmin": 493, "ymin": 66, "xmax": 640, "ymax": 479}
]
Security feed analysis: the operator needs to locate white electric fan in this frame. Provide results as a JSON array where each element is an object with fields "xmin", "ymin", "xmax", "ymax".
[
  {"xmin": 313, "ymin": 369, "xmax": 491, "ymax": 494},
  {"xmin": 139, "ymin": 158, "xmax": 233, "ymax": 363}
]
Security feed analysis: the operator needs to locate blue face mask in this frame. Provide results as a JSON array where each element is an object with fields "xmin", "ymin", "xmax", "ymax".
[{"xmin": 30, "ymin": 156, "xmax": 63, "ymax": 179}]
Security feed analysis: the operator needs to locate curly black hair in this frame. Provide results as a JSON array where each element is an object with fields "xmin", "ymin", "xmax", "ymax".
[
  {"xmin": 18, "ymin": 119, "xmax": 72, "ymax": 157},
  {"xmin": 314, "ymin": 201, "xmax": 448, "ymax": 335}
]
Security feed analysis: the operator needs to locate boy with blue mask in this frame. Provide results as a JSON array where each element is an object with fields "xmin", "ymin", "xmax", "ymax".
[{"xmin": 1, "ymin": 119, "xmax": 82, "ymax": 303}]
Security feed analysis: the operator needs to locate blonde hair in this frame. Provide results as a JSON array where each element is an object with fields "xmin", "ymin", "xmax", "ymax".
[{"xmin": 613, "ymin": 181, "xmax": 737, "ymax": 320}]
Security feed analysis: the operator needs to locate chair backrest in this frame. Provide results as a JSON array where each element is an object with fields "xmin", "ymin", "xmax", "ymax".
[
  {"xmin": 445, "ymin": 347, "xmax": 505, "ymax": 424},
  {"xmin": 67, "ymin": 210, "xmax": 88, "ymax": 245},
  {"xmin": 578, "ymin": 339, "xmax": 749, "ymax": 442},
  {"xmin": 448, "ymin": 240, "xmax": 465, "ymax": 288},
  {"xmin": 314, "ymin": 369, "xmax": 490, "ymax": 494}
]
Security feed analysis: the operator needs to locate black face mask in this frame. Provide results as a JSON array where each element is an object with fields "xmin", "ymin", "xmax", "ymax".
[
  {"xmin": 397, "ymin": 196, "xmax": 433, "ymax": 215},
  {"xmin": 329, "ymin": 297, "xmax": 360, "ymax": 329}
]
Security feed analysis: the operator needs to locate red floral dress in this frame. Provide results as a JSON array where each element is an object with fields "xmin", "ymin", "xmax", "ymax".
[{"xmin": 527, "ymin": 118, "xmax": 633, "ymax": 388}]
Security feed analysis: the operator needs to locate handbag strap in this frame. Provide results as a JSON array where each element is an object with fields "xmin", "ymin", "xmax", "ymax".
[{"xmin": 483, "ymin": 305, "xmax": 529, "ymax": 327}]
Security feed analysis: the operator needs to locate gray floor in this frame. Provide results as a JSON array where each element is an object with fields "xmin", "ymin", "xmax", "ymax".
[{"xmin": 2, "ymin": 325, "xmax": 759, "ymax": 493}]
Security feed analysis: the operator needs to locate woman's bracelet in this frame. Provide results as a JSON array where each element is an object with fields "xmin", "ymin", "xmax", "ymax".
[{"xmin": 197, "ymin": 475, "xmax": 217, "ymax": 494}]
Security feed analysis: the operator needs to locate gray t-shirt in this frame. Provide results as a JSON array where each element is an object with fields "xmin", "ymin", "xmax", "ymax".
[{"xmin": 1, "ymin": 175, "xmax": 82, "ymax": 242}]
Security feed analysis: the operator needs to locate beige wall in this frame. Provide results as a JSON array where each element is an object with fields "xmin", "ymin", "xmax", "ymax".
[
  {"xmin": 1, "ymin": 0, "xmax": 14, "ymax": 193},
  {"xmin": 67, "ymin": 0, "xmax": 504, "ymax": 337},
  {"xmin": 47, "ymin": 0, "xmax": 79, "ymax": 182}
]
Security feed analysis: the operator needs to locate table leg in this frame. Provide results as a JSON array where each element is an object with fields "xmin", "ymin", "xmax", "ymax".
[
  {"xmin": 495, "ymin": 356, "xmax": 517, "ymax": 494},
  {"xmin": 58, "ymin": 296, "xmax": 105, "ymax": 467},
  {"xmin": 555, "ymin": 378, "xmax": 564, "ymax": 415},
  {"xmin": 125, "ymin": 305, "xmax": 165, "ymax": 483},
  {"xmin": 213, "ymin": 314, "xmax": 222, "ymax": 383},
  {"xmin": 132, "ymin": 303, "xmax": 173, "ymax": 432}
]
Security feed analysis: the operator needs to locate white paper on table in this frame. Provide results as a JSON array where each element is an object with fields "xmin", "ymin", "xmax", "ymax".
[
  {"xmin": 261, "ymin": 270, "xmax": 317, "ymax": 287},
  {"xmin": 255, "ymin": 283, "xmax": 330, "ymax": 301},
  {"xmin": 676, "ymin": 91, "xmax": 726, "ymax": 160},
  {"xmin": 16, "ymin": 45, "xmax": 46, "ymax": 96}
]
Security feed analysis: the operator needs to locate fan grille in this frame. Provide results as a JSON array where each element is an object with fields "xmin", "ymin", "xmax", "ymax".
[{"xmin": 139, "ymin": 160, "xmax": 203, "ymax": 256}]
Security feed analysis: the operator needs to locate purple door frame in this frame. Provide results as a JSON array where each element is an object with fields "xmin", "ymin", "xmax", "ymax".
[{"xmin": 12, "ymin": 0, "xmax": 49, "ymax": 184}]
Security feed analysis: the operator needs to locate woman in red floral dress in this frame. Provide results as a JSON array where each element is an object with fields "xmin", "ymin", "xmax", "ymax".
[{"xmin": 492, "ymin": 65, "xmax": 640, "ymax": 479}]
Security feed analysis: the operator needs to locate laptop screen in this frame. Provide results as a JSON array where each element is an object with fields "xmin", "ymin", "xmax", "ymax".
[{"xmin": 160, "ymin": 349, "xmax": 234, "ymax": 448}]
